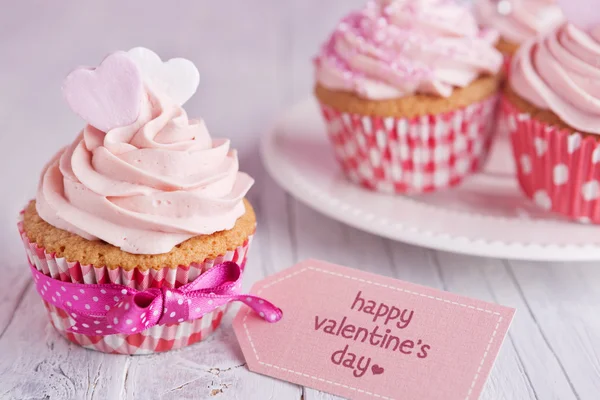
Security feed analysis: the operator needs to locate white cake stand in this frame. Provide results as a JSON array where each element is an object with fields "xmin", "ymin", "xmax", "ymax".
[{"xmin": 261, "ymin": 98, "xmax": 600, "ymax": 261}]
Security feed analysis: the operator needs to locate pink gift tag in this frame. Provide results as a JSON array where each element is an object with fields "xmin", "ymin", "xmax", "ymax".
[{"xmin": 233, "ymin": 260, "xmax": 515, "ymax": 400}]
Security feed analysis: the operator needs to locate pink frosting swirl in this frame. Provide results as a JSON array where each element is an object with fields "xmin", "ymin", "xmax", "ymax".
[
  {"xmin": 314, "ymin": 0, "xmax": 503, "ymax": 99},
  {"xmin": 36, "ymin": 88, "xmax": 253, "ymax": 254},
  {"xmin": 511, "ymin": 23, "xmax": 600, "ymax": 134},
  {"xmin": 474, "ymin": 0, "xmax": 563, "ymax": 45}
]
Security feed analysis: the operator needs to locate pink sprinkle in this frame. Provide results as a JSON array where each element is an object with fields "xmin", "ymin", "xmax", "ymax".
[
  {"xmin": 374, "ymin": 31, "xmax": 387, "ymax": 43},
  {"xmin": 315, "ymin": 0, "xmax": 496, "ymax": 98}
]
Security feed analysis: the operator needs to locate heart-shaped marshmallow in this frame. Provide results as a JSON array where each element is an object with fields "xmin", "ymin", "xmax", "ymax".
[
  {"xmin": 62, "ymin": 51, "xmax": 143, "ymax": 132},
  {"xmin": 127, "ymin": 47, "xmax": 200, "ymax": 105},
  {"xmin": 556, "ymin": 0, "xmax": 600, "ymax": 31}
]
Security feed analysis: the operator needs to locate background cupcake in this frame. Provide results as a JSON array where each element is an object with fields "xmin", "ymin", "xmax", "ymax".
[
  {"xmin": 504, "ymin": 21, "xmax": 600, "ymax": 223},
  {"xmin": 20, "ymin": 48, "xmax": 258, "ymax": 354},
  {"xmin": 474, "ymin": 0, "xmax": 563, "ymax": 65},
  {"xmin": 314, "ymin": 0, "xmax": 503, "ymax": 194}
]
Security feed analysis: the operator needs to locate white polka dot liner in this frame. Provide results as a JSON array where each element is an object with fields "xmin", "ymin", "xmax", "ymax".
[
  {"xmin": 18, "ymin": 215, "xmax": 253, "ymax": 355},
  {"xmin": 504, "ymin": 99, "xmax": 600, "ymax": 225},
  {"xmin": 319, "ymin": 95, "xmax": 499, "ymax": 194}
]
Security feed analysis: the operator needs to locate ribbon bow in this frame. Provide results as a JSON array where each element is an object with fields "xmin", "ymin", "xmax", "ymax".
[{"xmin": 30, "ymin": 262, "xmax": 282, "ymax": 336}]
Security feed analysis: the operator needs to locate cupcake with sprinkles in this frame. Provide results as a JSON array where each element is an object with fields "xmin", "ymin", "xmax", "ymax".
[
  {"xmin": 474, "ymin": 0, "xmax": 563, "ymax": 67},
  {"xmin": 503, "ymin": 2, "xmax": 600, "ymax": 223},
  {"xmin": 19, "ymin": 48, "xmax": 280, "ymax": 354},
  {"xmin": 315, "ymin": 0, "xmax": 503, "ymax": 194}
]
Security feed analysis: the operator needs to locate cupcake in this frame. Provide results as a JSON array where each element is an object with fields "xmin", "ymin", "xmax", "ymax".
[
  {"xmin": 314, "ymin": 0, "xmax": 503, "ymax": 194},
  {"xmin": 504, "ymin": 21, "xmax": 600, "ymax": 223},
  {"xmin": 18, "ymin": 48, "xmax": 279, "ymax": 354},
  {"xmin": 474, "ymin": 0, "xmax": 563, "ymax": 66}
]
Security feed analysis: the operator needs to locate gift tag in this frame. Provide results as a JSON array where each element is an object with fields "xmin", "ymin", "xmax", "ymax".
[{"xmin": 233, "ymin": 259, "xmax": 515, "ymax": 400}]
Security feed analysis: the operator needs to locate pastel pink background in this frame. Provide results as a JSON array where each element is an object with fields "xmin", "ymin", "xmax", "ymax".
[
  {"xmin": 3, "ymin": 2, "xmax": 596, "ymax": 399},
  {"xmin": 234, "ymin": 260, "xmax": 515, "ymax": 400}
]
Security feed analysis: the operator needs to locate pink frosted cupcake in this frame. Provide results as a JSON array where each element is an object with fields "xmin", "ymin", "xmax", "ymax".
[
  {"xmin": 504, "ymin": 21, "xmax": 600, "ymax": 223},
  {"xmin": 475, "ymin": 0, "xmax": 563, "ymax": 69},
  {"xmin": 314, "ymin": 0, "xmax": 503, "ymax": 194},
  {"xmin": 19, "ymin": 48, "xmax": 280, "ymax": 354}
]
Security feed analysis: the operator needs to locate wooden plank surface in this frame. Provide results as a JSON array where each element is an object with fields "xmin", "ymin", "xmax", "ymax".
[{"xmin": 1, "ymin": 1, "xmax": 599, "ymax": 399}]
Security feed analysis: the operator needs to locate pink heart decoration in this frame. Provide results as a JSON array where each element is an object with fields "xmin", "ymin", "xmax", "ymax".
[
  {"xmin": 556, "ymin": 0, "xmax": 600, "ymax": 31},
  {"xmin": 62, "ymin": 51, "xmax": 143, "ymax": 132},
  {"xmin": 371, "ymin": 364, "xmax": 384, "ymax": 375},
  {"xmin": 127, "ymin": 47, "xmax": 199, "ymax": 105}
]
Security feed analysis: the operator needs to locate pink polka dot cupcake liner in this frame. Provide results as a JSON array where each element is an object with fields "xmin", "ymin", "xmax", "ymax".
[
  {"xmin": 504, "ymin": 97, "xmax": 600, "ymax": 224},
  {"xmin": 18, "ymin": 213, "xmax": 253, "ymax": 355},
  {"xmin": 319, "ymin": 95, "xmax": 499, "ymax": 194}
]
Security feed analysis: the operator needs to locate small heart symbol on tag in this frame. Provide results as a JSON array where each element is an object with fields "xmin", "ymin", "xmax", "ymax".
[
  {"xmin": 62, "ymin": 51, "xmax": 143, "ymax": 132},
  {"xmin": 128, "ymin": 47, "xmax": 200, "ymax": 105},
  {"xmin": 371, "ymin": 364, "xmax": 384, "ymax": 375}
]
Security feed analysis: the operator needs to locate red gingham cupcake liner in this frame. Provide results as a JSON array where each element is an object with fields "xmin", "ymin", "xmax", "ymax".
[
  {"xmin": 504, "ymin": 97, "xmax": 600, "ymax": 224},
  {"xmin": 18, "ymin": 214, "xmax": 253, "ymax": 354},
  {"xmin": 319, "ymin": 95, "xmax": 499, "ymax": 194}
]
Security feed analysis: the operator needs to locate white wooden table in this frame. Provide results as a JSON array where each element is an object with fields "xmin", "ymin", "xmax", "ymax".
[{"xmin": 1, "ymin": 2, "xmax": 599, "ymax": 399}]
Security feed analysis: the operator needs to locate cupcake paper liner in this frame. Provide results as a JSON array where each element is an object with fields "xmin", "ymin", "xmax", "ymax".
[
  {"xmin": 18, "ymin": 215, "xmax": 253, "ymax": 355},
  {"xmin": 319, "ymin": 95, "xmax": 499, "ymax": 194},
  {"xmin": 504, "ymin": 97, "xmax": 600, "ymax": 224},
  {"xmin": 502, "ymin": 54, "xmax": 513, "ymax": 78}
]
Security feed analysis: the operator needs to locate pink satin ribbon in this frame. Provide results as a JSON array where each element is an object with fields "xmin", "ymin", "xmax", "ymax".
[{"xmin": 30, "ymin": 262, "xmax": 282, "ymax": 336}]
